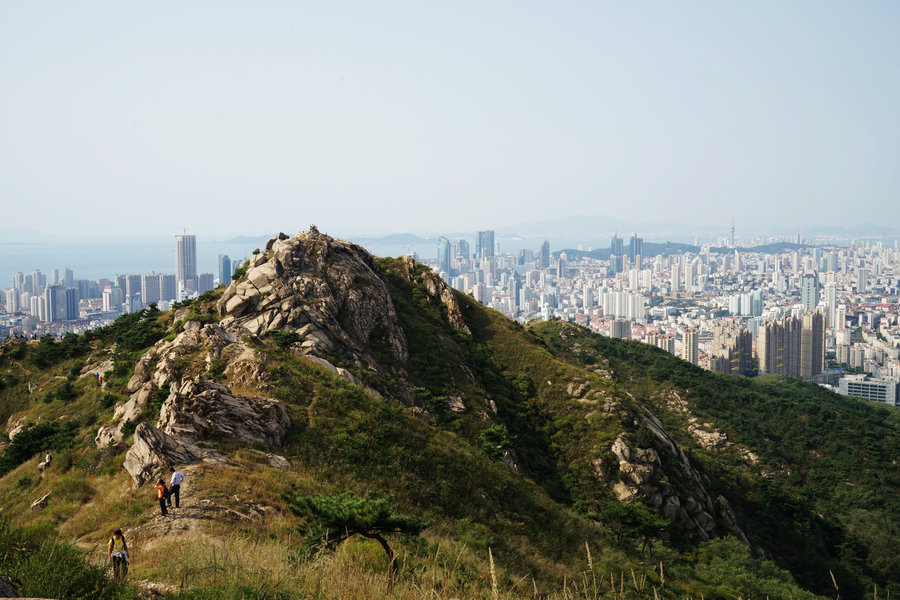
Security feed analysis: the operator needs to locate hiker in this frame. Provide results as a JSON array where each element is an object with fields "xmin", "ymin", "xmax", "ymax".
[
  {"xmin": 168, "ymin": 467, "xmax": 184, "ymax": 508},
  {"xmin": 154, "ymin": 479, "xmax": 169, "ymax": 517},
  {"xmin": 107, "ymin": 528, "xmax": 129, "ymax": 579}
]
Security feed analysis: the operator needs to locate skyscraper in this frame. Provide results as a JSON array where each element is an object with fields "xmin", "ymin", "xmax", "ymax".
[
  {"xmin": 218, "ymin": 254, "xmax": 232, "ymax": 285},
  {"xmin": 758, "ymin": 315, "xmax": 801, "ymax": 378},
  {"xmin": 683, "ymin": 328, "xmax": 699, "ymax": 365},
  {"xmin": 42, "ymin": 285, "xmax": 59, "ymax": 323},
  {"xmin": 711, "ymin": 320, "xmax": 753, "ymax": 376},
  {"xmin": 175, "ymin": 234, "xmax": 198, "ymax": 295},
  {"xmin": 824, "ymin": 282, "xmax": 837, "ymax": 328},
  {"xmin": 437, "ymin": 237, "xmax": 452, "ymax": 275},
  {"xmin": 800, "ymin": 311, "xmax": 825, "ymax": 379},
  {"xmin": 539, "ymin": 240, "xmax": 550, "ymax": 269},
  {"xmin": 475, "ymin": 230, "xmax": 495, "ymax": 260},
  {"xmin": 800, "ymin": 271, "xmax": 819, "ymax": 312},
  {"xmin": 198, "ymin": 273, "xmax": 215, "ymax": 294},
  {"xmin": 610, "ymin": 234, "xmax": 624, "ymax": 274},
  {"xmin": 141, "ymin": 274, "xmax": 161, "ymax": 306},
  {"xmin": 629, "ymin": 233, "xmax": 643, "ymax": 267}
]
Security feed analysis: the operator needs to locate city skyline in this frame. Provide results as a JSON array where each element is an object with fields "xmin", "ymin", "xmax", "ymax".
[
  {"xmin": 2, "ymin": 2, "xmax": 899, "ymax": 238},
  {"xmin": 3, "ymin": 226, "xmax": 897, "ymax": 407}
]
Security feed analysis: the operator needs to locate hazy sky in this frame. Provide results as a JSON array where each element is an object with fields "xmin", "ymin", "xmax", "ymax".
[{"xmin": 2, "ymin": 1, "xmax": 898, "ymax": 239}]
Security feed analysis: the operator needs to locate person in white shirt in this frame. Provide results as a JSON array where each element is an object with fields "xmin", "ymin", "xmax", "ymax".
[{"xmin": 168, "ymin": 467, "xmax": 185, "ymax": 508}]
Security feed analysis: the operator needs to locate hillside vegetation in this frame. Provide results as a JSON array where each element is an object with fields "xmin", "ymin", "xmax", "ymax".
[{"xmin": 0, "ymin": 232, "xmax": 897, "ymax": 599}]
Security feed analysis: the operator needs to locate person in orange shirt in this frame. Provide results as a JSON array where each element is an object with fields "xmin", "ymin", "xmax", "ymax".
[{"xmin": 154, "ymin": 479, "xmax": 169, "ymax": 517}]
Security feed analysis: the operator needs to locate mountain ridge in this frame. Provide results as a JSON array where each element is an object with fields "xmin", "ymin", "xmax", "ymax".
[{"xmin": 0, "ymin": 228, "xmax": 897, "ymax": 599}]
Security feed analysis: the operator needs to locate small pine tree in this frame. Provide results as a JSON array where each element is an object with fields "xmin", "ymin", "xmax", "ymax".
[{"xmin": 284, "ymin": 490, "xmax": 426, "ymax": 588}]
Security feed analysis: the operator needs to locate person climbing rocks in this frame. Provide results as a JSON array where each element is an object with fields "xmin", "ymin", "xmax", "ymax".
[
  {"xmin": 154, "ymin": 479, "xmax": 169, "ymax": 516},
  {"xmin": 168, "ymin": 467, "xmax": 184, "ymax": 508},
  {"xmin": 107, "ymin": 528, "xmax": 129, "ymax": 579}
]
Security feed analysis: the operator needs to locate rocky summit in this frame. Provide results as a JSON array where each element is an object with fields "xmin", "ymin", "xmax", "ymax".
[{"xmin": 218, "ymin": 230, "xmax": 409, "ymax": 367}]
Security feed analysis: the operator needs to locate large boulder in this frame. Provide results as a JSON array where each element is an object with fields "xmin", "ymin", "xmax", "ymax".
[
  {"xmin": 158, "ymin": 376, "xmax": 290, "ymax": 448},
  {"xmin": 123, "ymin": 423, "xmax": 202, "ymax": 485}
]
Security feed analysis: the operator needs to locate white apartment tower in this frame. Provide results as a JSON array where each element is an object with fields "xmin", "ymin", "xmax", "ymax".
[{"xmin": 175, "ymin": 234, "xmax": 198, "ymax": 296}]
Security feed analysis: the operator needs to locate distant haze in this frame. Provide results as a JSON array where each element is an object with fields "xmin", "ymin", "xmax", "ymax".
[{"xmin": 2, "ymin": 2, "xmax": 899, "ymax": 238}]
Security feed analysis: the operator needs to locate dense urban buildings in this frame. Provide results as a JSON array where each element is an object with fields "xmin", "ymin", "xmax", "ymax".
[
  {"xmin": 0, "ymin": 234, "xmax": 229, "ymax": 338},
  {"xmin": 427, "ymin": 230, "xmax": 900, "ymax": 406}
]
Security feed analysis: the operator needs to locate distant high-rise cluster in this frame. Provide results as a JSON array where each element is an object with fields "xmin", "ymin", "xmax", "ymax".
[{"xmin": 1, "ymin": 233, "xmax": 230, "ymax": 338}]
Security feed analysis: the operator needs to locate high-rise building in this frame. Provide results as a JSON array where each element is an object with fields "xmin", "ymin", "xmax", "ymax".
[
  {"xmin": 475, "ymin": 231, "xmax": 495, "ymax": 260},
  {"xmin": 64, "ymin": 288, "xmax": 78, "ymax": 321},
  {"xmin": 758, "ymin": 311, "xmax": 824, "ymax": 380},
  {"xmin": 539, "ymin": 240, "xmax": 550, "ymax": 269},
  {"xmin": 758, "ymin": 315, "xmax": 801, "ymax": 377},
  {"xmin": 800, "ymin": 311, "xmax": 825, "ymax": 378},
  {"xmin": 32, "ymin": 270, "xmax": 46, "ymax": 293},
  {"xmin": 800, "ymin": 271, "xmax": 819, "ymax": 312},
  {"xmin": 141, "ymin": 274, "xmax": 161, "ymax": 306},
  {"xmin": 4, "ymin": 288, "xmax": 20, "ymax": 313},
  {"xmin": 658, "ymin": 334, "xmax": 676, "ymax": 354},
  {"xmin": 42, "ymin": 286, "xmax": 58, "ymax": 323},
  {"xmin": 124, "ymin": 275, "xmax": 142, "ymax": 307},
  {"xmin": 683, "ymin": 328, "xmax": 698, "ymax": 365},
  {"xmin": 218, "ymin": 255, "xmax": 232, "ymax": 285},
  {"xmin": 711, "ymin": 320, "xmax": 753, "ymax": 376},
  {"xmin": 437, "ymin": 237, "xmax": 452, "ymax": 275},
  {"xmin": 611, "ymin": 319, "xmax": 631, "ymax": 340},
  {"xmin": 175, "ymin": 234, "xmax": 198, "ymax": 295},
  {"xmin": 629, "ymin": 233, "xmax": 643, "ymax": 268},
  {"xmin": 198, "ymin": 273, "xmax": 215, "ymax": 294},
  {"xmin": 670, "ymin": 259, "xmax": 681, "ymax": 292},
  {"xmin": 610, "ymin": 234, "xmax": 624, "ymax": 274},
  {"xmin": 160, "ymin": 274, "xmax": 177, "ymax": 303},
  {"xmin": 102, "ymin": 286, "xmax": 124, "ymax": 313},
  {"xmin": 856, "ymin": 267, "xmax": 868, "ymax": 294},
  {"xmin": 824, "ymin": 282, "xmax": 837, "ymax": 328}
]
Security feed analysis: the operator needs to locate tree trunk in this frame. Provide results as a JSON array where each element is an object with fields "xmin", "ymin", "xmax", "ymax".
[{"xmin": 362, "ymin": 532, "xmax": 397, "ymax": 591}]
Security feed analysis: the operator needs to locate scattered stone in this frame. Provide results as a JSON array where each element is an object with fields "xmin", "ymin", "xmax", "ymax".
[
  {"xmin": 266, "ymin": 454, "xmax": 291, "ymax": 469},
  {"xmin": 30, "ymin": 492, "xmax": 51, "ymax": 511}
]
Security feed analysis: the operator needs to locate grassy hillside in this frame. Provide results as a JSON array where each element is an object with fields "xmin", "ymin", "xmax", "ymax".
[
  {"xmin": 0, "ymin": 262, "xmax": 895, "ymax": 598},
  {"xmin": 527, "ymin": 321, "xmax": 900, "ymax": 597}
]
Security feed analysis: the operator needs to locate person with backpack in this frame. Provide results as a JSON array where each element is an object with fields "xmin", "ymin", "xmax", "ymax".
[
  {"xmin": 107, "ymin": 528, "xmax": 129, "ymax": 578},
  {"xmin": 154, "ymin": 479, "xmax": 169, "ymax": 517}
]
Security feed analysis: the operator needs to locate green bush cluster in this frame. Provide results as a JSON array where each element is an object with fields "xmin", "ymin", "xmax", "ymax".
[
  {"xmin": 0, "ymin": 422, "xmax": 77, "ymax": 476},
  {"xmin": 0, "ymin": 518, "xmax": 138, "ymax": 599}
]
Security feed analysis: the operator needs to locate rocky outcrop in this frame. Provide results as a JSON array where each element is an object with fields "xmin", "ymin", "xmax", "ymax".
[
  {"xmin": 218, "ymin": 230, "xmax": 409, "ymax": 368},
  {"xmin": 596, "ymin": 407, "xmax": 750, "ymax": 544},
  {"xmin": 158, "ymin": 376, "xmax": 290, "ymax": 447},
  {"xmin": 395, "ymin": 255, "xmax": 470, "ymax": 334},
  {"xmin": 123, "ymin": 423, "xmax": 203, "ymax": 485}
]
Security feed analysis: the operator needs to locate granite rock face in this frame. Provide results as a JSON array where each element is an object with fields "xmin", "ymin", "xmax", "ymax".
[
  {"xmin": 593, "ymin": 410, "xmax": 750, "ymax": 544},
  {"xmin": 218, "ymin": 230, "xmax": 410, "ymax": 368},
  {"xmin": 158, "ymin": 376, "xmax": 290, "ymax": 447},
  {"xmin": 123, "ymin": 423, "xmax": 203, "ymax": 485}
]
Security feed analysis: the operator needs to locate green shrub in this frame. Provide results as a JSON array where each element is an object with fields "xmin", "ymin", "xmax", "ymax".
[
  {"xmin": 269, "ymin": 330, "xmax": 301, "ymax": 349},
  {"xmin": 0, "ymin": 518, "xmax": 138, "ymax": 600},
  {"xmin": 0, "ymin": 422, "xmax": 77, "ymax": 476}
]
